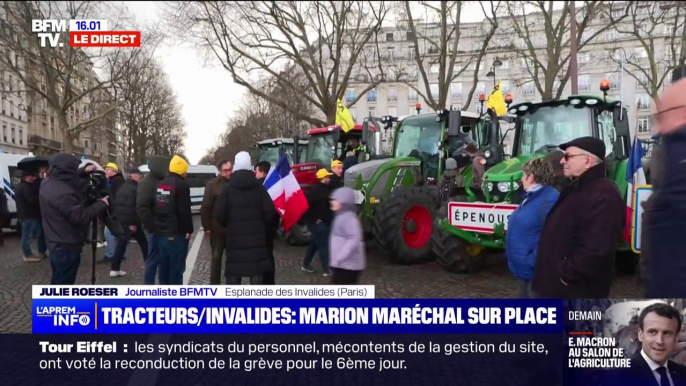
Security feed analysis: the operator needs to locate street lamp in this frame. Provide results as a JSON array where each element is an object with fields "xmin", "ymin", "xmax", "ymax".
[{"xmin": 486, "ymin": 57, "xmax": 503, "ymax": 88}]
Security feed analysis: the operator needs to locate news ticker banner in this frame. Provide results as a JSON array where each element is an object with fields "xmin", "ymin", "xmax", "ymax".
[
  {"xmin": 33, "ymin": 285, "xmax": 562, "ymax": 334},
  {"xmin": 31, "ymin": 19, "xmax": 140, "ymax": 48}
]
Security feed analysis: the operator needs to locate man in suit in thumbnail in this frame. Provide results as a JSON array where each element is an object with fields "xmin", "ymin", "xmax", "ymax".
[{"xmin": 606, "ymin": 303, "xmax": 686, "ymax": 385}]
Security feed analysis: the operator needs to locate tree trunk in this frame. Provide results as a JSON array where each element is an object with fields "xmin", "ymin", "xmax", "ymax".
[{"xmin": 59, "ymin": 112, "xmax": 75, "ymax": 154}]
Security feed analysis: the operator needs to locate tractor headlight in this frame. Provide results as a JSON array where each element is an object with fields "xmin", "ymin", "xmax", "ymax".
[
  {"xmin": 497, "ymin": 181, "xmax": 520, "ymax": 192},
  {"xmin": 483, "ymin": 181, "xmax": 494, "ymax": 191},
  {"xmin": 484, "ymin": 150, "xmax": 492, "ymax": 158}
]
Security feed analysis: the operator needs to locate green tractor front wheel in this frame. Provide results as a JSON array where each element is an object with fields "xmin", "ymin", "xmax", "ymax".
[
  {"xmin": 432, "ymin": 219, "xmax": 486, "ymax": 274},
  {"xmin": 372, "ymin": 187, "xmax": 438, "ymax": 264}
]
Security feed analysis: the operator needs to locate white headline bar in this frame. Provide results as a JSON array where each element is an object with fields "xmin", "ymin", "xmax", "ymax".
[{"xmin": 32, "ymin": 285, "xmax": 375, "ymax": 299}]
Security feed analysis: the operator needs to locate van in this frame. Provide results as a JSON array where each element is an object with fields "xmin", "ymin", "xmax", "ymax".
[
  {"xmin": 138, "ymin": 163, "xmax": 217, "ymax": 213},
  {"xmin": 1, "ymin": 154, "xmax": 103, "ymax": 231}
]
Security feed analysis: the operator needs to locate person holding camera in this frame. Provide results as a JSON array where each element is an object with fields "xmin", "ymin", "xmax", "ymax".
[
  {"xmin": 109, "ymin": 167, "xmax": 148, "ymax": 278},
  {"xmin": 39, "ymin": 153, "xmax": 109, "ymax": 284},
  {"xmin": 154, "ymin": 155, "xmax": 193, "ymax": 285}
]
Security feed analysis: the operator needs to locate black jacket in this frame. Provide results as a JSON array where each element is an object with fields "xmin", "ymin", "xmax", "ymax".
[
  {"xmin": 154, "ymin": 172, "xmax": 194, "ymax": 237},
  {"xmin": 342, "ymin": 156, "xmax": 358, "ymax": 174},
  {"xmin": 532, "ymin": 164, "xmax": 625, "ymax": 298},
  {"xmin": 330, "ymin": 174, "xmax": 344, "ymax": 190},
  {"xmin": 257, "ymin": 176, "xmax": 280, "ymax": 240},
  {"xmin": 215, "ymin": 170, "xmax": 276, "ymax": 277},
  {"xmin": 112, "ymin": 178, "xmax": 140, "ymax": 228},
  {"xmin": 303, "ymin": 182, "xmax": 333, "ymax": 225},
  {"xmin": 39, "ymin": 153, "xmax": 108, "ymax": 250},
  {"xmin": 136, "ymin": 155, "xmax": 172, "ymax": 233},
  {"xmin": 108, "ymin": 173, "xmax": 125, "ymax": 203},
  {"xmin": 0, "ymin": 191, "xmax": 8, "ymax": 228},
  {"xmin": 641, "ymin": 127, "xmax": 686, "ymax": 298},
  {"xmin": 15, "ymin": 179, "xmax": 41, "ymax": 220}
]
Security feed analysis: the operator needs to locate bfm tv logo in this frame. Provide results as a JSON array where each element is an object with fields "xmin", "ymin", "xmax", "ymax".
[
  {"xmin": 36, "ymin": 306, "xmax": 92, "ymax": 327},
  {"xmin": 32, "ymin": 19, "xmax": 140, "ymax": 48}
]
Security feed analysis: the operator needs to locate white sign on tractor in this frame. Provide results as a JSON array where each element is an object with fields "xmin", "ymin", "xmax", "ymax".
[
  {"xmin": 448, "ymin": 202, "xmax": 519, "ymax": 234},
  {"xmin": 631, "ymin": 184, "xmax": 653, "ymax": 254}
]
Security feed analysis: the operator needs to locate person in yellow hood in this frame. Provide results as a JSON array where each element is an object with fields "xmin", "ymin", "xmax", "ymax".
[{"xmin": 153, "ymin": 154, "xmax": 193, "ymax": 284}]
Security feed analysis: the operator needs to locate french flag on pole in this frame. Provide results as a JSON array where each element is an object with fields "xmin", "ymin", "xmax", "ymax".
[
  {"xmin": 623, "ymin": 137, "xmax": 647, "ymax": 242},
  {"xmin": 263, "ymin": 154, "xmax": 309, "ymax": 233}
]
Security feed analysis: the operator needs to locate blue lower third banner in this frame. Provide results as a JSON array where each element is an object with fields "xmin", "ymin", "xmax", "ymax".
[{"xmin": 33, "ymin": 299, "xmax": 563, "ymax": 334}]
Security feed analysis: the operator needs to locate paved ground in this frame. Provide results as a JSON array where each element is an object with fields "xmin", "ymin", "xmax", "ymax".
[{"xmin": 0, "ymin": 214, "xmax": 643, "ymax": 333}]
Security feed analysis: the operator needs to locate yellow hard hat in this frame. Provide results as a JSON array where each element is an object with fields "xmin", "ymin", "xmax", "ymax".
[
  {"xmin": 316, "ymin": 168, "xmax": 333, "ymax": 179},
  {"xmin": 105, "ymin": 162, "xmax": 119, "ymax": 171},
  {"xmin": 331, "ymin": 160, "xmax": 343, "ymax": 168}
]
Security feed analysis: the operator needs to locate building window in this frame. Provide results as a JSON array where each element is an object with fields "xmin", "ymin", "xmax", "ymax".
[
  {"xmin": 637, "ymin": 117, "xmax": 650, "ymax": 133},
  {"xmin": 578, "ymin": 75, "xmax": 590, "ymax": 91},
  {"xmin": 367, "ymin": 88, "xmax": 377, "ymax": 103},
  {"xmin": 2, "ymin": 122, "xmax": 6, "ymax": 142},
  {"xmin": 386, "ymin": 32, "xmax": 394, "ymax": 41},
  {"xmin": 500, "ymin": 81, "xmax": 510, "ymax": 94},
  {"xmin": 451, "ymin": 83, "xmax": 462, "ymax": 98},
  {"xmin": 430, "ymin": 64, "xmax": 439, "ymax": 74},
  {"xmin": 388, "ymin": 106, "xmax": 397, "ymax": 117},
  {"xmin": 85, "ymin": 139, "xmax": 89, "ymax": 149},
  {"xmin": 408, "ymin": 88, "xmax": 418, "ymax": 102},
  {"xmin": 345, "ymin": 88, "xmax": 356, "ymax": 103},
  {"xmin": 578, "ymin": 52, "xmax": 590, "ymax": 64},
  {"xmin": 368, "ymin": 107, "xmax": 375, "ymax": 117},
  {"xmin": 387, "ymin": 86, "xmax": 397, "ymax": 102},
  {"xmin": 607, "ymin": 72, "xmax": 620, "ymax": 90},
  {"xmin": 635, "ymin": 72, "xmax": 648, "ymax": 88},
  {"xmin": 522, "ymin": 82, "xmax": 535, "ymax": 96},
  {"xmin": 636, "ymin": 93, "xmax": 651, "ymax": 110},
  {"xmin": 387, "ymin": 47, "xmax": 395, "ymax": 60},
  {"xmin": 606, "ymin": 29, "xmax": 617, "ymax": 41},
  {"xmin": 11, "ymin": 124, "xmax": 15, "ymax": 143},
  {"xmin": 476, "ymin": 82, "xmax": 485, "ymax": 95},
  {"xmin": 18, "ymin": 128, "xmax": 22, "ymax": 145},
  {"xmin": 429, "ymin": 83, "xmax": 439, "ymax": 99}
]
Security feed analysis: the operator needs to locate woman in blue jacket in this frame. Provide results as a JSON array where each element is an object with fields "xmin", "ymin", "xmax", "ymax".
[{"xmin": 505, "ymin": 158, "xmax": 559, "ymax": 298}]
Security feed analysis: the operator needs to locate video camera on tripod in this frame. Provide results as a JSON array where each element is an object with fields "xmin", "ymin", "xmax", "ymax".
[{"xmin": 82, "ymin": 169, "xmax": 110, "ymax": 204}]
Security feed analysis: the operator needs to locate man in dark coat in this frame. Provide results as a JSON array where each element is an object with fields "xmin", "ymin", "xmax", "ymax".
[
  {"xmin": 255, "ymin": 160, "xmax": 280, "ymax": 284},
  {"xmin": 39, "ymin": 153, "xmax": 109, "ymax": 284},
  {"xmin": 0, "ymin": 191, "xmax": 8, "ymax": 247},
  {"xmin": 532, "ymin": 137, "xmax": 624, "ymax": 298},
  {"xmin": 15, "ymin": 171, "xmax": 46, "ymax": 261},
  {"xmin": 214, "ymin": 152, "xmax": 276, "ymax": 285},
  {"xmin": 302, "ymin": 168, "xmax": 334, "ymax": 276},
  {"xmin": 603, "ymin": 303, "xmax": 686, "ymax": 385},
  {"xmin": 136, "ymin": 155, "xmax": 172, "ymax": 284},
  {"xmin": 154, "ymin": 155, "xmax": 194, "ymax": 285},
  {"xmin": 103, "ymin": 162, "xmax": 126, "ymax": 261},
  {"xmin": 641, "ymin": 78, "xmax": 686, "ymax": 298},
  {"xmin": 200, "ymin": 159, "xmax": 232, "ymax": 284},
  {"xmin": 330, "ymin": 160, "xmax": 344, "ymax": 190},
  {"xmin": 109, "ymin": 167, "xmax": 148, "ymax": 278}
]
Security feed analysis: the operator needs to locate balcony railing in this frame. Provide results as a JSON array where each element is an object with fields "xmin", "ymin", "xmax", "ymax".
[{"xmin": 28, "ymin": 135, "xmax": 61, "ymax": 151}]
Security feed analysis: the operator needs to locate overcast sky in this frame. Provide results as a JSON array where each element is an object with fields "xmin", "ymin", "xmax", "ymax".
[{"xmin": 122, "ymin": 1, "xmax": 569, "ymax": 164}]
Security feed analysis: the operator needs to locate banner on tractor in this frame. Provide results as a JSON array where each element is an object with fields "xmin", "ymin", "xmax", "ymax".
[
  {"xmin": 486, "ymin": 81, "xmax": 507, "ymax": 117},
  {"xmin": 631, "ymin": 184, "xmax": 652, "ymax": 254},
  {"xmin": 335, "ymin": 98, "xmax": 355, "ymax": 133},
  {"xmin": 448, "ymin": 202, "xmax": 518, "ymax": 233}
]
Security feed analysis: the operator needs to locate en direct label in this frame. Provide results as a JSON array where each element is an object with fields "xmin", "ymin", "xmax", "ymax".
[
  {"xmin": 448, "ymin": 202, "xmax": 518, "ymax": 234},
  {"xmin": 631, "ymin": 185, "xmax": 653, "ymax": 254}
]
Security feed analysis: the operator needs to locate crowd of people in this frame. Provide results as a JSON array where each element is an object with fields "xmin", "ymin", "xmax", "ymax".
[{"xmin": 461, "ymin": 135, "xmax": 627, "ymax": 299}]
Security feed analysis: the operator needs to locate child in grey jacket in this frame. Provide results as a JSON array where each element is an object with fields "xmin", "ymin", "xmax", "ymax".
[{"xmin": 329, "ymin": 187, "xmax": 365, "ymax": 284}]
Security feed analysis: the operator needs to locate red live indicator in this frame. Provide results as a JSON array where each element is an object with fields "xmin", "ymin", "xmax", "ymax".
[{"xmin": 70, "ymin": 31, "xmax": 141, "ymax": 47}]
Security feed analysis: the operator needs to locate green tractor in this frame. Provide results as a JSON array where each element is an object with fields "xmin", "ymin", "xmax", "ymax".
[
  {"xmin": 345, "ymin": 106, "xmax": 511, "ymax": 264},
  {"xmin": 432, "ymin": 83, "xmax": 635, "ymax": 273}
]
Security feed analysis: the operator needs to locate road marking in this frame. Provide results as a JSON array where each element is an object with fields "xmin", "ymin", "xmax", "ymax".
[{"xmin": 127, "ymin": 228, "xmax": 204, "ymax": 386}]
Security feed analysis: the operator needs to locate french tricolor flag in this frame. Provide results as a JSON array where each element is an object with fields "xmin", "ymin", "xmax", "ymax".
[
  {"xmin": 263, "ymin": 154, "xmax": 309, "ymax": 233},
  {"xmin": 623, "ymin": 137, "xmax": 646, "ymax": 243}
]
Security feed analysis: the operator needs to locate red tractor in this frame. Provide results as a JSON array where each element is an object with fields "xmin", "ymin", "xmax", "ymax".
[{"xmin": 277, "ymin": 122, "xmax": 380, "ymax": 245}]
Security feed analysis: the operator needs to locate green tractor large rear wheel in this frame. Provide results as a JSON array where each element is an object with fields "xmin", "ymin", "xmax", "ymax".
[
  {"xmin": 432, "ymin": 205, "xmax": 487, "ymax": 273},
  {"xmin": 372, "ymin": 187, "xmax": 439, "ymax": 264}
]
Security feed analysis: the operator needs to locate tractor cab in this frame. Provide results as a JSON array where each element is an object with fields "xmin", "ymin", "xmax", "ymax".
[{"xmin": 255, "ymin": 137, "xmax": 308, "ymax": 166}]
